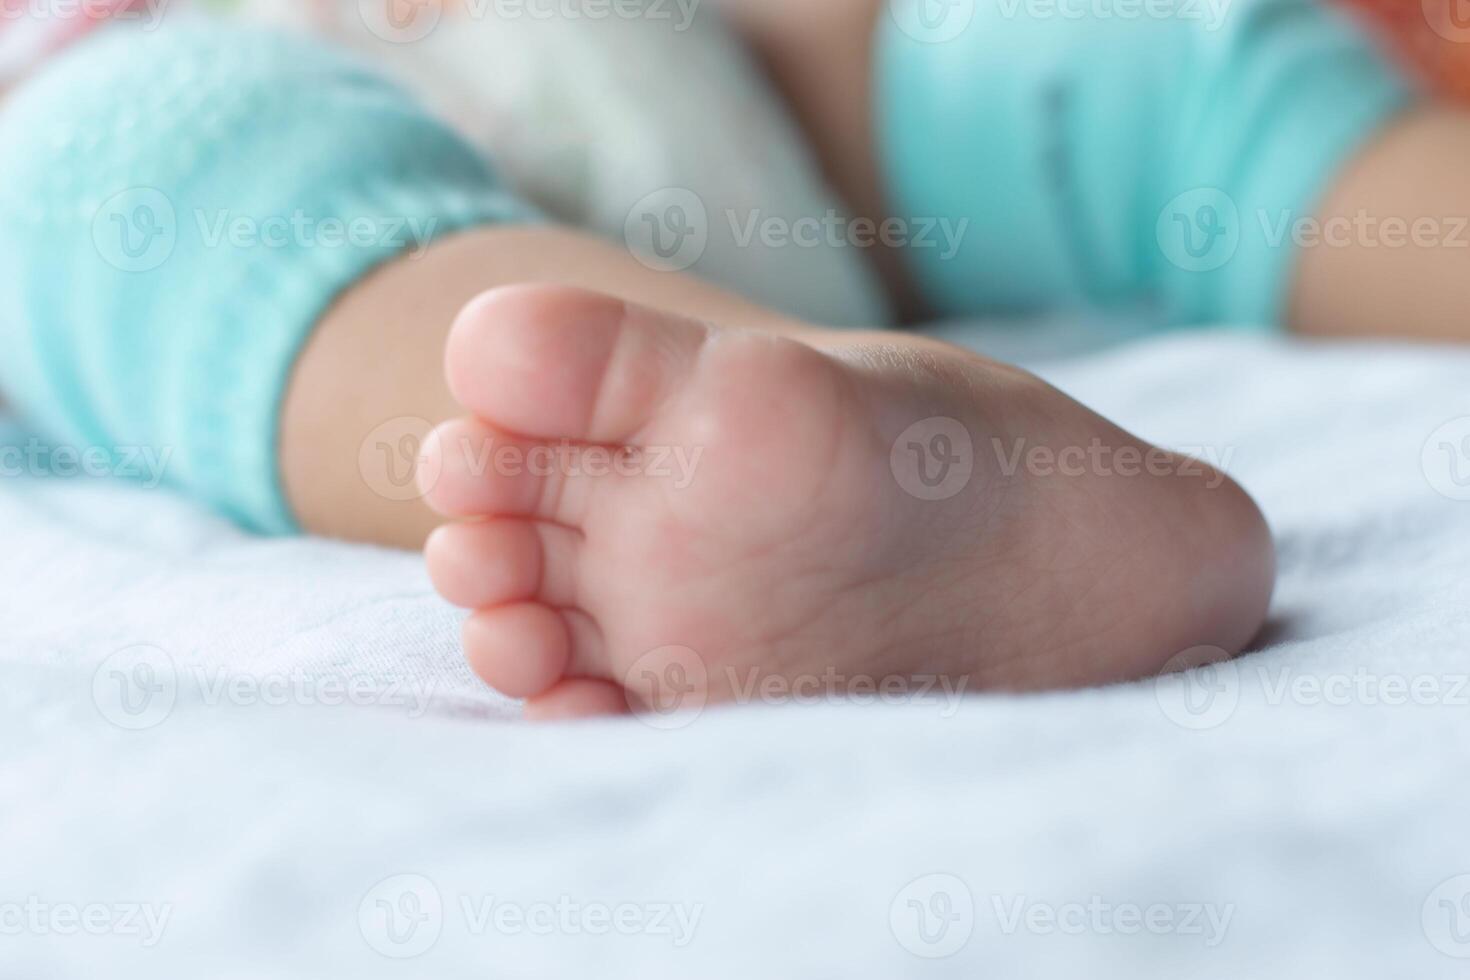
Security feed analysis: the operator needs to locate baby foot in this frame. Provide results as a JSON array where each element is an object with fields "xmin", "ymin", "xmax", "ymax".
[{"xmin": 420, "ymin": 285, "xmax": 1274, "ymax": 719}]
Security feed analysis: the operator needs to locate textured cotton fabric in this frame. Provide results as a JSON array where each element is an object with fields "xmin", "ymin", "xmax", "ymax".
[{"xmin": 0, "ymin": 21, "xmax": 529, "ymax": 532}]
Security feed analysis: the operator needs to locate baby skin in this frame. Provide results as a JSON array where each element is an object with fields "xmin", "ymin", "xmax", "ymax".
[
  {"xmin": 375, "ymin": 0, "xmax": 1470, "ymax": 718},
  {"xmin": 10, "ymin": 0, "xmax": 1470, "ymax": 721},
  {"xmin": 410, "ymin": 282, "xmax": 1274, "ymax": 719},
  {"xmin": 281, "ymin": 0, "xmax": 1450, "ymax": 719},
  {"xmin": 268, "ymin": 0, "xmax": 1470, "ymax": 717},
  {"xmin": 280, "ymin": 0, "xmax": 1346, "ymax": 718}
]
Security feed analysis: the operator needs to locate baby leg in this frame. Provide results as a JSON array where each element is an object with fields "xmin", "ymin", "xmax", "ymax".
[
  {"xmin": 0, "ymin": 21, "xmax": 528, "ymax": 535},
  {"xmin": 0, "ymin": 18, "xmax": 1274, "ymax": 717},
  {"xmin": 281, "ymin": 223, "xmax": 820, "ymax": 547}
]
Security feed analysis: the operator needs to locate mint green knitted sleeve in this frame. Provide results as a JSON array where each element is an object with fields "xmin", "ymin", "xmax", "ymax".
[
  {"xmin": 0, "ymin": 22, "xmax": 533, "ymax": 533},
  {"xmin": 878, "ymin": 0, "xmax": 1413, "ymax": 327}
]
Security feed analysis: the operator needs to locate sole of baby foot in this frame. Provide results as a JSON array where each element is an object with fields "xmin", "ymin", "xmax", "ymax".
[{"xmin": 420, "ymin": 285, "xmax": 1275, "ymax": 719}]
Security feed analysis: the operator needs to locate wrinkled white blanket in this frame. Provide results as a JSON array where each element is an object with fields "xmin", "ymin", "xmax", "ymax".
[{"xmin": 5, "ymin": 326, "xmax": 1470, "ymax": 978}]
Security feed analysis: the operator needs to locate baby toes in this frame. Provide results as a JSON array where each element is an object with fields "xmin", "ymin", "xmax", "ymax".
[
  {"xmin": 425, "ymin": 519, "xmax": 583, "ymax": 611},
  {"xmin": 522, "ymin": 678, "xmax": 631, "ymax": 722},
  {"xmin": 462, "ymin": 603, "xmax": 572, "ymax": 700},
  {"xmin": 425, "ymin": 521, "xmax": 542, "ymax": 610}
]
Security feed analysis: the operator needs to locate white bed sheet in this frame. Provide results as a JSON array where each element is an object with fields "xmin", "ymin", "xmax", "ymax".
[{"xmin": 4, "ymin": 326, "xmax": 1470, "ymax": 978}]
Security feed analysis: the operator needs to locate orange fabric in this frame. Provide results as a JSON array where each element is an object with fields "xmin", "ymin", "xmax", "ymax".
[{"xmin": 1343, "ymin": 0, "xmax": 1470, "ymax": 100}]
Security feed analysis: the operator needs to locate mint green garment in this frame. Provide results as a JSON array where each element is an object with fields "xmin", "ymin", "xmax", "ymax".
[
  {"xmin": 878, "ymin": 0, "xmax": 1414, "ymax": 325},
  {"xmin": 0, "ymin": 22, "xmax": 530, "ymax": 533}
]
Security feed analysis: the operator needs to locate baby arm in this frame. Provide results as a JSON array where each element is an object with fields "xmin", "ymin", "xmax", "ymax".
[{"xmin": 1288, "ymin": 104, "xmax": 1470, "ymax": 342}]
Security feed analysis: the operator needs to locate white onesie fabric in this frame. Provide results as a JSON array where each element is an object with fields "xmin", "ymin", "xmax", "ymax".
[{"xmin": 228, "ymin": 0, "xmax": 892, "ymax": 328}]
